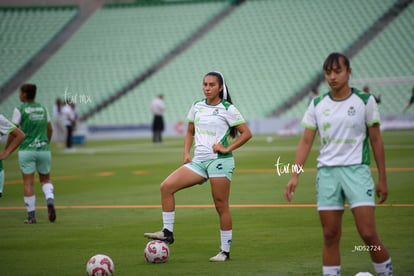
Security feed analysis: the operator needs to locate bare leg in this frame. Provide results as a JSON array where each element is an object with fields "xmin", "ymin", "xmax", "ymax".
[
  {"xmin": 22, "ymin": 173, "xmax": 35, "ymax": 196},
  {"xmin": 144, "ymin": 166, "xmax": 205, "ymax": 243},
  {"xmin": 39, "ymin": 173, "xmax": 51, "ymax": 185},
  {"xmin": 319, "ymin": 210, "xmax": 344, "ymax": 266},
  {"xmin": 352, "ymin": 206, "xmax": 390, "ymax": 263},
  {"xmin": 209, "ymin": 177, "xmax": 232, "ymax": 260},
  {"xmin": 210, "ymin": 177, "xmax": 232, "ymax": 230},
  {"xmin": 22, "ymin": 173, "xmax": 36, "ymax": 223},
  {"xmin": 160, "ymin": 166, "xmax": 205, "ymax": 212}
]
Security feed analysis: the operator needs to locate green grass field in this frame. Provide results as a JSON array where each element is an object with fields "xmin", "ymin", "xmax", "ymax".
[{"xmin": 0, "ymin": 130, "xmax": 413, "ymax": 275}]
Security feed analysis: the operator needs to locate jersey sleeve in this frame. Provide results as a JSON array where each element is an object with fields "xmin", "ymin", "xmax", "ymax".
[
  {"xmin": 226, "ymin": 105, "xmax": 245, "ymax": 127},
  {"xmin": 11, "ymin": 107, "xmax": 22, "ymax": 126},
  {"xmin": 301, "ymin": 101, "xmax": 317, "ymax": 130},
  {"xmin": 45, "ymin": 107, "xmax": 51, "ymax": 122},
  {"xmin": 366, "ymin": 95, "xmax": 380, "ymax": 127},
  {"xmin": 0, "ymin": 114, "xmax": 16, "ymax": 136},
  {"xmin": 186, "ymin": 103, "xmax": 196, "ymax": 123}
]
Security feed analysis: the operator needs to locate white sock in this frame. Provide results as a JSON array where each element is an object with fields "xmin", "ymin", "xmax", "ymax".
[
  {"xmin": 162, "ymin": 211, "xmax": 175, "ymax": 232},
  {"xmin": 24, "ymin": 195, "xmax": 36, "ymax": 212},
  {"xmin": 322, "ymin": 265, "xmax": 341, "ymax": 276},
  {"xmin": 42, "ymin": 183, "xmax": 55, "ymax": 201},
  {"xmin": 373, "ymin": 258, "xmax": 393, "ymax": 276},
  {"xmin": 220, "ymin": 229, "xmax": 232, "ymax": 253}
]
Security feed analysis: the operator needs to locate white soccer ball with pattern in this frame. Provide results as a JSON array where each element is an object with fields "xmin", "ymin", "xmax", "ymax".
[
  {"xmin": 144, "ymin": 240, "xmax": 170, "ymax": 263},
  {"xmin": 86, "ymin": 254, "xmax": 115, "ymax": 276}
]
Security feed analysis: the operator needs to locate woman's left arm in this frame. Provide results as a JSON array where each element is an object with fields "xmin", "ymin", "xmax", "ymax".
[
  {"xmin": 368, "ymin": 124, "xmax": 388, "ymax": 203},
  {"xmin": 1, "ymin": 127, "xmax": 25, "ymax": 160},
  {"xmin": 213, "ymin": 123, "xmax": 252, "ymax": 154}
]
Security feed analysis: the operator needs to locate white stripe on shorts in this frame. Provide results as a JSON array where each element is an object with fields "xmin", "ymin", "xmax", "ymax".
[
  {"xmin": 184, "ymin": 163, "xmax": 207, "ymax": 178},
  {"xmin": 209, "ymin": 174, "xmax": 227, "ymax": 178},
  {"xmin": 350, "ymin": 201, "xmax": 375, "ymax": 209},
  {"xmin": 317, "ymin": 205, "xmax": 345, "ymax": 211}
]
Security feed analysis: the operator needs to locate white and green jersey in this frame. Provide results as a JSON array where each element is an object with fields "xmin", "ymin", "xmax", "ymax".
[
  {"xmin": 302, "ymin": 88, "xmax": 380, "ymax": 168},
  {"xmin": 187, "ymin": 99, "xmax": 245, "ymax": 161},
  {"xmin": 0, "ymin": 114, "xmax": 16, "ymax": 137},
  {"xmin": 0, "ymin": 114, "xmax": 17, "ymax": 170},
  {"xmin": 12, "ymin": 102, "xmax": 51, "ymax": 151}
]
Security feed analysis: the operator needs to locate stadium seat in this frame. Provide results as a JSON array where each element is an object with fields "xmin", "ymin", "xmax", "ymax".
[
  {"xmin": 2, "ymin": 0, "xmax": 411, "ymax": 126},
  {"xmin": 0, "ymin": 7, "xmax": 77, "ymax": 89}
]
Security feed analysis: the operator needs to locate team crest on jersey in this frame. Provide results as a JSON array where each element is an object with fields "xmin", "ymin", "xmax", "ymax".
[
  {"xmin": 212, "ymin": 108, "xmax": 219, "ymax": 115},
  {"xmin": 347, "ymin": 106, "xmax": 356, "ymax": 116}
]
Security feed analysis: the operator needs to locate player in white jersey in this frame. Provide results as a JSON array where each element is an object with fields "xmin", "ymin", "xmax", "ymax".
[
  {"xmin": 284, "ymin": 53, "xmax": 393, "ymax": 276},
  {"xmin": 0, "ymin": 114, "xmax": 25, "ymax": 197},
  {"xmin": 144, "ymin": 71, "xmax": 252, "ymax": 262}
]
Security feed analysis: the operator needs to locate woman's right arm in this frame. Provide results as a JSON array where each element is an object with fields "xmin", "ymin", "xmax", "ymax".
[
  {"xmin": 183, "ymin": 122, "xmax": 195, "ymax": 164},
  {"xmin": 284, "ymin": 127, "xmax": 316, "ymax": 201}
]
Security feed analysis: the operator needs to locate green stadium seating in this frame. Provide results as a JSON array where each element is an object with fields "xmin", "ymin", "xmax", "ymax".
[
  {"xmin": 0, "ymin": 1, "xmax": 229, "ymax": 123},
  {"xmin": 88, "ymin": 0, "xmax": 395, "ymax": 125},
  {"xmin": 2, "ymin": 0, "xmax": 411, "ymax": 128},
  {"xmin": 284, "ymin": 2, "xmax": 414, "ymax": 118},
  {"xmin": 0, "ymin": 7, "xmax": 77, "ymax": 88},
  {"xmin": 350, "ymin": 3, "xmax": 414, "ymax": 115}
]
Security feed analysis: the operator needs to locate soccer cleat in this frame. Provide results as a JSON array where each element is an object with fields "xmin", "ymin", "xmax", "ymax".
[
  {"xmin": 48, "ymin": 204, "xmax": 56, "ymax": 222},
  {"xmin": 24, "ymin": 217, "xmax": 37, "ymax": 224},
  {"xmin": 144, "ymin": 228, "xmax": 174, "ymax": 244},
  {"xmin": 209, "ymin": 251, "xmax": 230, "ymax": 262}
]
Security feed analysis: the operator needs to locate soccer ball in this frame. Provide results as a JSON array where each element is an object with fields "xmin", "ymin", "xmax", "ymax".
[
  {"xmin": 355, "ymin": 273, "xmax": 374, "ymax": 276},
  {"xmin": 144, "ymin": 240, "xmax": 170, "ymax": 263},
  {"xmin": 86, "ymin": 254, "xmax": 115, "ymax": 276}
]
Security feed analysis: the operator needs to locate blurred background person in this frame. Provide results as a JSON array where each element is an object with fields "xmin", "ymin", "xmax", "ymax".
[
  {"xmin": 150, "ymin": 94, "xmax": 165, "ymax": 144},
  {"xmin": 309, "ymin": 88, "xmax": 319, "ymax": 104},
  {"xmin": 402, "ymin": 86, "xmax": 414, "ymax": 113},
  {"xmin": 53, "ymin": 98, "xmax": 66, "ymax": 147},
  {"xmin": 362, "ymin": 85, "xmax": 381, "ymax": 104},
  {"xmin": 62, "ymin": 101, "xmax": 78, "ymax": 152}
]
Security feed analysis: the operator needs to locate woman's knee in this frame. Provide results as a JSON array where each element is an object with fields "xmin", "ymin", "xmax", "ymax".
[
  {"xmin": 213, "ymin": 198, "xmax": 229, "ymax": 213},
  {"xmin": 160, "ymin": 178, "xmax": 181, "ymax": 195},
  {"xmin": 359, "ymin": 229, "xmax": 379, "ymax": 244},
  {"xmin": 322, "ymin": 227, "xmax": 341, "ymax": 245},
  {"xmin": 160, "ymin": 180, "xmax": 171, "ymax": 194}
]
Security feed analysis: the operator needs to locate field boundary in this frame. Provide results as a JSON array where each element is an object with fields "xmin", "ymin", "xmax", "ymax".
[
  {"xmin": 4, "ymin": 167, "xmax": 414, "ymax": 185},
  {"xmin": 1, "ymin": 204, "xmax": 413, "ymax": 210}
]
